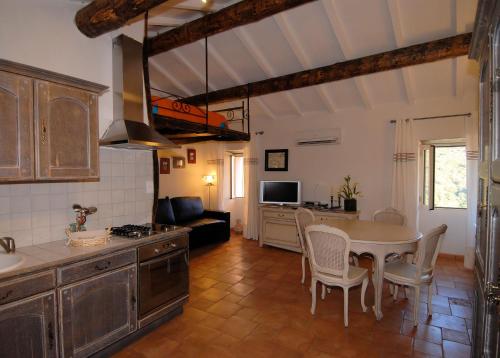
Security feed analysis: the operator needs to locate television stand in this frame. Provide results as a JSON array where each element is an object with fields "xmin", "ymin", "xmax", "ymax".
[{"xmin": 258, "ymin": 205, "xmax": 359, "ymax": 252}]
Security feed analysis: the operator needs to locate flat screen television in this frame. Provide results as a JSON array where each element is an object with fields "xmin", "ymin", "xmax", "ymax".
[{"xmin": 259, "ymin": 180, "xmax": 301, "ymax": 205}]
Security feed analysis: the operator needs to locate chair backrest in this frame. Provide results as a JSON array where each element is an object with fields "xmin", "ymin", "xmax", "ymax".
[
  {"xmin": 415, "ymin": 224, "xmax": 448, "ymax": 277},
  {"xmin": 294, "ymin": 208, "xmax": 315, "ymax": 253},
  {"xmin": 305, "ymin": 224, "xmax": 351, "ymax": 280},
  {"xmin": 373, "ymin": 207, "xmax": 406, "ymax": 226}
]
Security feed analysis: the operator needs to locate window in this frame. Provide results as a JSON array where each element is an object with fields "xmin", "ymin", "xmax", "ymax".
[
  {"xmin": 230, "ymin": 154, "xmax": 244, "ymax": 198},
  {"xmin": 422, "ymin": 144, "xmax": 467, "ymax": 209}
]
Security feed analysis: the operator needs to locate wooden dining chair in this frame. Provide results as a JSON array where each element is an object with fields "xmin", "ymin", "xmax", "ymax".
[
  {"xmin": 373, "ymin": 207, "xmax": 408, "ymax": 295},
  {"xmin": 373, "ymin": 207, "xmax": 407, "ymax": 225},
  {"xmin": 305, "ymin": 224, "xmax": 369, "ymax": 327},
  {"xmin": 383, "ymin": 224, "xmax": 448, "ymax": 326},
  {"xmin": 294, "ymin": 207, "xmax": 315, "ymax": 285}
]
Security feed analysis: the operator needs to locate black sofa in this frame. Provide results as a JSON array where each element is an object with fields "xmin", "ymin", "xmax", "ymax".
[{"xmin": 156, "ymin": 196, "xmax": 230, "ymax": 249}]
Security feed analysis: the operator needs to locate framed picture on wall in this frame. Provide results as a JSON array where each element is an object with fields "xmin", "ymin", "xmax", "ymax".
[
  {"xmin": 187, "ymin": 148, "xmax": 196, "ymax": 164},
  {"xmin": 159, "ymin": 158, "xmax": 170, "ymax": 174},
  {"xmin": 265, "ymin": 149, "xmax": 288, "ymax": 171},
  {"xmin": 173, "ymin": 156, "xmax": 186, "ymax": 169}
]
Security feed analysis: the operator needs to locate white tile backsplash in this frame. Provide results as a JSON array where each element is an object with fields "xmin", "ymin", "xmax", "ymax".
[
  {"xmin": 10, "ymin": 185, "xmax": 30, "ymax": 196},
  {"xmin": 0, "ymin": 197, "xmax": 10, "ymax": 214},
  {"xmin": 32, "ymin": 194, "xmax": 50, "ymax": 211},
  {"xmin": 0, "ymin": 148, "xmax": 154, "ymax": 248}
]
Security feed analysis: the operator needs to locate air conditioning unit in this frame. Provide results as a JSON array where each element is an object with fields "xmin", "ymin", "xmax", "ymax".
[{"xmin": 295, "ymin": 128, "xmax": 341, "ymax": 146}]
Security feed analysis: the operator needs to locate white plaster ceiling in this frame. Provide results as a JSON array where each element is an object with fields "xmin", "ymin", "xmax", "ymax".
[{"xmin": 142, "ymin": 0, "xmax": 480, "ymax": 119}]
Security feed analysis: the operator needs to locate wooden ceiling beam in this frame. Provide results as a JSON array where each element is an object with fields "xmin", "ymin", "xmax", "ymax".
[
  {"xmin": 182, "ymin": 33, "xmax": 472, "ymax": 105},
  {"xmin": 147, "ymin": 0, "xmax": 317, "ymax": 57},
  {"xmin": 75, "ymin": 0, "xmax": 171, "ymax": 38}
]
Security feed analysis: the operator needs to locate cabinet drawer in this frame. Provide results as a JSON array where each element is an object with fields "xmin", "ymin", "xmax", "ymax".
[
  {"xmin": 58, "ymin": 249, "xmax": 136, "ymax": 285},
  {"xmin": 317, "ymin": 215, "xmax": 347, "ymax": 224},
  {"xmin": 263, "ymin": 211, "xmax": 295, "ymax": 221},
  {"xmin": 0, "ymin": 270, "xmax": 55, "ymax": 305},
  {"xmin": 262, "ymin": 219, "xmax": 300, "ymax": 248}
]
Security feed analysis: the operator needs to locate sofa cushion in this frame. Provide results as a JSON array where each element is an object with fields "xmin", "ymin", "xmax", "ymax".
[
  {"xmin": 171, "ymin": 197, "xmax": 205, "ymax": 223},
  {"xmin": 156, "ymin": 197, "xmax": 176, "ymax": 225},
  {"xmin": 182, "ymin": 218, "xmax": 226, "ymax": 228}
]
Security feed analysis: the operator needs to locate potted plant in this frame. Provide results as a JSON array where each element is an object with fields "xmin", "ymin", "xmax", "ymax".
[{"xmin": 338, "ymin": 175, "xmax": 361, "ymax": 212}]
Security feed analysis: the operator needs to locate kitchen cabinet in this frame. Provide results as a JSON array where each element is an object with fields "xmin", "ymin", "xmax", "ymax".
[
  {"xmin": 0, "ymin": 59, "xmax": 107, "ymax": 183},
  {"xmin": 0, "ymin": 71, "xmax": 34, "ymax": 182},
  {"xmin": 59, "ymin": 265, "xmax": 137, "ymax": 358},
  {"xmin": 35, "ymin": 81, "xmax": 99, "ymax": 180},
  {"xmin": 259, "ymin": 205, "xmax": 359, "ymax": 252},
  {"xmin": 0, "ymin": 291, "xmax": 58, "ymax": 358}
]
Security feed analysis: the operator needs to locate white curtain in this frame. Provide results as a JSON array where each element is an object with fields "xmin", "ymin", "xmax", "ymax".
[
  {"xmin": 243, "ymin": 137, "xmax": 259, "ymax": 240},
  {"xmin": 391, "ymin": 119, "xmax": 417, "ymax": 229},
  {"xmin": 465, "ymin": 114, "xmax": 479, "ymax": 269},
  {"xmin": 206, "ymin": 142, "xmax": 225, "ymax": 210}
]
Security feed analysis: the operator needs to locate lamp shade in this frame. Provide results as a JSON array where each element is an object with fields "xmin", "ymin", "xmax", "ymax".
[{"xmin": 203, "ymin": 175, "xmax": 215, "ymax": 185}]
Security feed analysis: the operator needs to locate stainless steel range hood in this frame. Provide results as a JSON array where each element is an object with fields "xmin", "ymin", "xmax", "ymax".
[{"xmin": 100, "ymin": 35, "xmax": 178, "ymax": 150}]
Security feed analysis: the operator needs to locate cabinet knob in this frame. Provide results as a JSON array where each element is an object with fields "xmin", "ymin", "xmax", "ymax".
[
  {"xmin": 48, "ymin": 321, "xmax": 55, "ymax": 350},
  {"xmin": 95, "ymin": 260, "xmax": 111, "ymax": 271},
  {"xmin": 0, "ymin": 289, "xmax": 13, "ymax": 302},
  {"xmin": 41, "ymin": 121, "xmax": 48, "ymax": 144}
]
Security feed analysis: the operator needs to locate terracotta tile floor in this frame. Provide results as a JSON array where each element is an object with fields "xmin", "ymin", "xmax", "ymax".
[{"xmin": 115, "ymin": 234, "xmax": 474, "ymax": 358}]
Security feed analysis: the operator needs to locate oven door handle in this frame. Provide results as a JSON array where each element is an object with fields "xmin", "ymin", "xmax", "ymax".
[{"xmin": 139, "ymin": 249, "xmax": 187, "ymax": 267}]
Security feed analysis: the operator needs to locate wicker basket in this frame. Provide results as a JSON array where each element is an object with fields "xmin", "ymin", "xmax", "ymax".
[{"xmin": 66, "ymin": 228, "xmax": 111, "ymax": 247}]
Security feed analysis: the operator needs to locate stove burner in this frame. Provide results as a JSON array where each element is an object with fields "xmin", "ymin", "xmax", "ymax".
[{"xmin": 111, "ymin": 224, "xmax": 154, "ymax": 239}]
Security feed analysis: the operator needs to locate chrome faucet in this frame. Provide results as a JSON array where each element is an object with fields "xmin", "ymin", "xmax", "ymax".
[{"xmin": 0, "ymin": 237, "xmax": 15, "ymax": 254}]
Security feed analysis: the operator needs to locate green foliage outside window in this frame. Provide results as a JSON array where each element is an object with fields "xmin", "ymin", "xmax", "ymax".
[{"xmin": 434, "ymin": 146, "xmax": 467, "ymax": 209}]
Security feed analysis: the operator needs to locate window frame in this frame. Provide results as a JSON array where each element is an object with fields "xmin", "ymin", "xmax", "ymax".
[
  {"xmin": 420, "ymin": 140, "xmax": 467, "ymax": 210},
  {"xmin": 230, "ymin": 153, "xmax": 244, "ymax": 199},
  {"xmin": 422, "ymin": 144, "xmax": 435, "ymax": 210}
]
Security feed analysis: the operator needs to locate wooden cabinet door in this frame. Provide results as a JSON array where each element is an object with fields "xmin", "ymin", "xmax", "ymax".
[
  {"xmin": 59, "ymin": 265, "xmax": 137, "ymax": 358},
  {"xmin": 35, "ymin": 80, "xmax": 99, "ymax": 180},
  {"xmin": 262, "ymin": 218, "xmax": 301, "ymax": 250},
  {"xmin": 0, "ymin": 71, "xmax": 34, "ymax": 181},
  {"xmin": 0, "ymin": 292, "xmax": 57, "ymax": 358}
]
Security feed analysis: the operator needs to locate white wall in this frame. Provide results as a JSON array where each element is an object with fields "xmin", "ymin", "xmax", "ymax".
[
  {"xmin": 252, "ymin": 94, "xmax": 478, "ymax": 255},
  {"xmin": 0, "ymin": 0, "xmax": 145, "ymax": 136},
  {"xmin": 158, "ymin": 142, "xmax": 213, "ymax": 206},
  {"xmin": 158, "ymin": 141, "xmax": 246, "ymax": 228},
  {"xmin": 0, "ymin": 0, "xmax": 153, "ymax": 247}
]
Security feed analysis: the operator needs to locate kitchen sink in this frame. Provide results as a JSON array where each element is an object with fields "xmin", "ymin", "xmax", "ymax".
[{"xmin": 0, "ymin": 253, "xmax": 25, "ymax": 273}]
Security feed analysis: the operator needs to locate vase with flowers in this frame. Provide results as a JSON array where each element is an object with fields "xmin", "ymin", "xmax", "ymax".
[{"xmin": 338, "ymin": 175, "xmax": 361, "ymax": 212}]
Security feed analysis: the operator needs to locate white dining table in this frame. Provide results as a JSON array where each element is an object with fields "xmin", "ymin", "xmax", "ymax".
[{"xmin": 320, "ymin": 219, "xmax": 422, "ymax": 320}]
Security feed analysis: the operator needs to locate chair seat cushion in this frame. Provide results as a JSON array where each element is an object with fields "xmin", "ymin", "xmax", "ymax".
[
  {"xmin": 384, "ymin": 262, "xmax": 431, "ymax": 284},
  {"xmin": 317, "ymin": 265, "xmax": 368, "ymax": 286}
]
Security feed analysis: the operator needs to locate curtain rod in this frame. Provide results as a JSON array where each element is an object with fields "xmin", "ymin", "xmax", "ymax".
[{"xmin": 390, "ymin": 112, "xmax": 471, "ymax": 123}]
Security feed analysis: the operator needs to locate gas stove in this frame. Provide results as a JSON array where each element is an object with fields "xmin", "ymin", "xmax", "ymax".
[
  {"xmin": 111, "ymin": 224, "xmax": 181, "ymax": 239},
  {"xmin": 111, "ymin": 224, "xmax": 154, "ymax": 239}
]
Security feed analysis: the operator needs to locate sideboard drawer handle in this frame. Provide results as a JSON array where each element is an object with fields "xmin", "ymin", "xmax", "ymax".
[
  {"xmin": 0, "ymin": 289, "xmax": 13, "ymax": 302},
  {"xmin": 95, "ymin": 260, "xmax": 112, "ymax": 271}
]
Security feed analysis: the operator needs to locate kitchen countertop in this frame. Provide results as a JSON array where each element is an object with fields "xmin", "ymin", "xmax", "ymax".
[{"xmin": 0, "ymin": 227, "xmax": 191, "ymax": 282}]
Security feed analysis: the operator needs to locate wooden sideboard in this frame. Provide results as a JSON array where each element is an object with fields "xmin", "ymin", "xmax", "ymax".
[{"xmin": 259, "ymin": 205, "xmax": 359, "ymax": 252}]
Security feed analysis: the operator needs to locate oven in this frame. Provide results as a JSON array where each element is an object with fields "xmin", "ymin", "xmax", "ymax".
[{"xmin": 138, "ymin": 235, "xmax": 189, "ymax": 323}]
